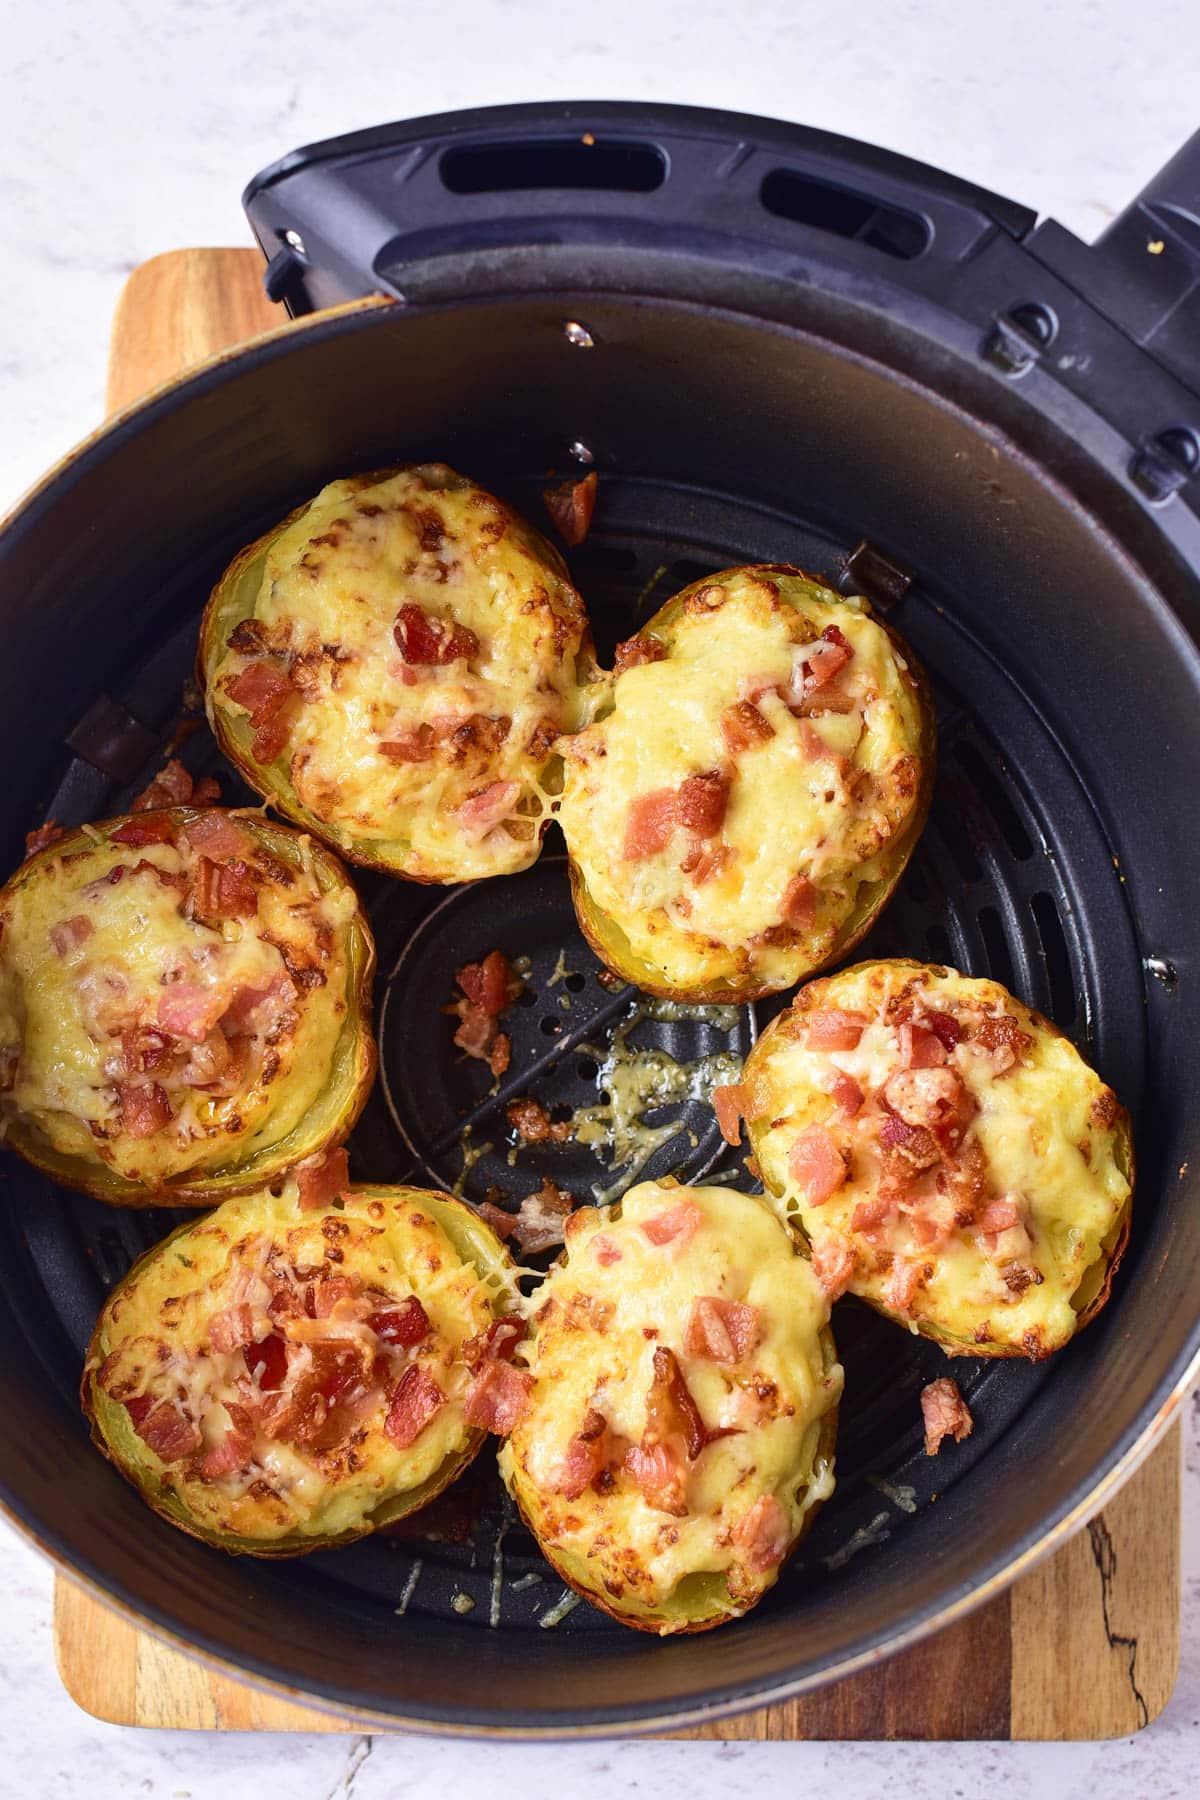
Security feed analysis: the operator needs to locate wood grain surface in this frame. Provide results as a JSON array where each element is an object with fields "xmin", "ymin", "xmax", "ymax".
[{"xmin": 51, "ymin": 248, "xmax": 1184, "ymax": 1740}]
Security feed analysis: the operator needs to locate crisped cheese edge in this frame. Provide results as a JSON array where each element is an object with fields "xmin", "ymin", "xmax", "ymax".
[{"xmin": 500, "ymin": 1180, "xmax": 841, "ymax": 1628}]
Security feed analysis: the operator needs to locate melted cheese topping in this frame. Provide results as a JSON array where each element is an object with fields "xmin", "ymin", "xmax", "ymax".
[
  {"xmin": 557, "ymin": 569, "xmax": 928, "ymax": 993},
  {"xmin": 499, "ymin": 1181, "xmax": 841, "ymax": 1631},
  {"xmin": 206, "ymin": 465, "xmax": 594, "ymax": 880},
  {"xmin": 0, "ymin": 817, "xmax": 362, "ymax": 1187},
  {"xmin": 747, "ymin": 962, "xmax": 1132, "ymax": 1355},
  {"xmin": 89, "ymin": 1188, "xmax": 502, "ymax": 1545}
]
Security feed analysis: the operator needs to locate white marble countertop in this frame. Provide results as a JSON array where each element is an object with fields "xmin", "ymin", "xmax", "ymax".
[{"xmin": 2, "ymin": 0, "xmax": 1199, "ymax": 1792}]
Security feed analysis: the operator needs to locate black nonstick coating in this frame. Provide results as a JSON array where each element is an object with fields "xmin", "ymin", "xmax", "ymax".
[{"xmin": 0, "ymin": 291, "xmax": 1197, "ymax": 1733}]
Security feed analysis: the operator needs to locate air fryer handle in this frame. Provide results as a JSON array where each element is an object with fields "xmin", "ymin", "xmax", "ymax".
[{"xmin": 242, "ymin": 102, "xmax": 1037, "ymax": 316}]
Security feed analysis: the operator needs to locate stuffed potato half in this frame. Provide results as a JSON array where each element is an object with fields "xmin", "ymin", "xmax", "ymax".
[
  {"xmin": 83, "ymin": 1185, "xmax": 521, "ymax": 1554},
  {"xmin": 557, "ymin": 564, "xmax": 934, "ymax": 1002},
  {"xmin": 498, "ymin": 1180, "xmax": 842, "ymax": 1634},
  {"xmin": 200, "ymin": 463, "xmax": 599, "ymax": 882},
  {"xmin": 0, "ymin": 808, "xmax": 375, "ymax": 1204},
  {"xmin": 730, "ymin": 960, "xmax": 1133, "ymax": 1358}
]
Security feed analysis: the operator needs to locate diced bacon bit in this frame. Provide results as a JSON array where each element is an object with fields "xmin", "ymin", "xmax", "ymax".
[
  {"xmin": 508, "ymin": 1178, "xmax": 576, "ymax": 1254},
  {"xmin": 829, "ymin": 1072, "xmax": 864, "ymax": 1117},
  {"xmin": 190, "ymin": 855, "xmax": 258, "ymax": 926},
  {"xmin": 369, "ymin": 1295, "xmax": 431, "ymax": 1347},
  {"xmin": 449, "ymin": 949, "xmax": 523, "ymax": 1072},
  {"xmin": 680, "ymin": 841, "xmax": 733, "ymax": 886},
  {"xmin": 781, "ymin": 874, "xmax": 817, "ymax": 930},
  {"xmin": 226, "ymin": 660, "xmax": 299, "ymax": 765},
  {"xmin": 926, "ymin": 1010, "xmax": 962, "ymax": 1051},
  {"xmin": 394, "ymin": 602, "xmax": 480, "ymax": 666},
  {"xmin": 973, "ymin": 1013, "xmax": 1033, "ymax": 1074},
  {"xmin": 182, "ymin": 812, "xmax": 253, "ymax": 860},
  {"xmin": 543, "ymin": 468, "xmax": 598, "ymax": 547},
  {"xmin": 118, "ymin": 1081, "xmax": 173, "ymax": 1138},
  {"xmin": 799, "ymin": 624, "xmax": 853, "ymax": 692},
  {"xmin": 850, "ymin": 1192, "xmax": 895, "ymax": 1233},
  {"xmin": 507, "ymin": 1097, "xmax": 572, "ymax": 1145},
  {"xmin": 676, "ymin": 769, "xmax": 730, "ymax": 838},
  {"xmin": 461, "ymin": 1316, "xmax": 526, "ymax": 1369},
  {"xmin": 157, "ymin": 983, "xmax": 229, "ymax": 1044},
  {"xmin": 641, "ymin": 1198, "xmax": 704, "ymax": 1248},
  {"xmin": 624, "ymin": 1441, "xmax": 689, "ymax": 1517},
  {"xmin": 130, "ymin": 1399, "xmax": 201, "ymax": 1464},
  {"xmin": 877, "ymin": 1123, "xmax": 941, "ymax": 1207},
  {"xmin": 807, "ymin": 1008, "xmax": 868, "ymax": 1052},
  {"xmin": 244, "ymin": 1331, "xmax": 288, "ymax": 1391},
  {"xmin": 976, "ymin": 1194, "xmax": 1022, "ymax": 1234},
  {"xmin": 810, "ymin": 1234, "xmax": 858, "ymax": 1300},
  {"xmin": 788, "ymin": 1124, "xmax": 848, "ymax": 1204},
  {"xmin": 24, "ymin": 820, "xmax": 64, "ymax": 858},
  {"xmin": 295, "ymin": 1146, "xmax": 350, "ymax": 1212},
  {"xmin": 207, "ymin": 1304, "xmax": 257, "ymax": 1354},
  {"xmin": 385, "ymin": 1365, "xmax": 447, "ymax": 1449},
  {"xmin": 122, "ymin": 1027, "xmax": 173, "ymax": 1074},
  {"xmin": 131, "ymin": 758, "xmax": 218, "ymax": 812},
  {"xmin": 49, "ymin": 915, "xmax": 93, "ymax": 957},
  {"xmin": 476, "ymin": 1199, "xmax": 517, "ymax": 1241},
  {"xmin": 463, "ymin": 1359, "xmax": 531, "ymax": 1434},
  {"xmin": 554, "ymin": 1409, "xmax": 611, "ymax": 1500},
  {"xmin": 884, "ymin": 1256, "xmax": 926, "ymax": 1314},
  {"xmin": 591, "ymin": 1232, "xmax": 622, "ymax": 1265},
  {"xmin": 684, "ymin": 1297, "xmax": 761, "ymax": 1364},
  {"xmin": 614, "ymin": 633, "xmax": 666, "ymax": 673},
  {"xmin": 197, "ymin": 1403, "xmax": 255, "ymax": 1479},
  {"xmin": 921, "ymin": 1377, "xmax": 974, "ymax": 1456},
  {"xmin": 112, "ymin": 811, "xmax": 175, "ymax": 848},
  {"xmin": 734, "ymin": 1493, "xmax": 790, "ymax": 1572},
  {"xmin": 883, "ymin": 1067, "xmax": 970, "ymax": 1134},
  {"xmin": 899, "ymin": 1021, "xmax": 948, "ymax": 1069},
  {"xmin": 798, "ymin": 720, "xmax": 846, "ymax": 765},
  {"xmin": 220, "ymin": 979, "xmax": 287, "ymax": 1034},
  {"xmin": 380, "ymin": 724, "xmax": 436, "ymax": 763},
  {"xmin": 457, "ymin": 779, "xmax": 521, "ymax": 838},
  {"xmin": 720, "ymin": 699, "xmax": 775, "ymax": 755},
  {"xmin": 622, "ymin": 787, "xmax": 679, "ymax": 860},
  {"xmin": 309, "ymin": 1274, "xmax": 358, "ymax": 1319},
  {"xmin": 712, "ymin": 1084, "xmax": 745, "ymax": 1146}
]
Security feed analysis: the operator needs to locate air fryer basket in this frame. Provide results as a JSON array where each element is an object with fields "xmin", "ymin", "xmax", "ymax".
[{"xmin": 1, "ymin": 104, "xmax": 1199, "ymax": 1734}]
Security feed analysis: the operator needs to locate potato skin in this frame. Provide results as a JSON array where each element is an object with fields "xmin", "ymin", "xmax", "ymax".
[
  {"xmin": 199, "ymin": 464, "xmax": 600, "ymax": 884},
  {"xmin": 561, "ymin": 565, "xmax": 935, "ymax": 1004},
  {"xmin": 81, "ymin": 1187, "xmax": 517, "ymax": 1556},
  {"xmin": 0, "ymin": 809, "xmax": 376, "ymax": 1206},
  {"xmin": 742, "ymin": 959, "xmax": 1134, "ymax": 1359}
]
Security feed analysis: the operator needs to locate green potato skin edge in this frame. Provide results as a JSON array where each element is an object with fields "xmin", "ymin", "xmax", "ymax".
[
  {"xmin": 1, "ymin": 808, "xmax": 377, "ymax": 1207},
  {"xmin": 564, "ymin": 565, "xmax": 937, "ymax": 1005},
  {"xmin": 742, "ymin": 957, "xmax": 1136, "ymax": 1360},
  {"xmin": 80, "ymin": 1187, "xmax": 519, "ymax": 1557},
  {"xmin": 197, "ymin": 468, "xmax": 602, "ymax": 884}
]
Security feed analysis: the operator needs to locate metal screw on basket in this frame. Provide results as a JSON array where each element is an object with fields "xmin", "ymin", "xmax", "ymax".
[
  {"xmin": 567, "ymin": 440, "xmax": 595, "ymax": 464},
  {"xmin": 283, "ymin": 229, "xmax": 306, "ymax": 256},
  {"xmin": 562, "ymin": 320, "xmax": 595, "ymax": 348}
]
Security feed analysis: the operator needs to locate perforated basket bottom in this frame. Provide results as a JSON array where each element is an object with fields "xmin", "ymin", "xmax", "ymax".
[{"xmin": 1, "ymin": 473, "xmax": 1144, "ymax": 1635}]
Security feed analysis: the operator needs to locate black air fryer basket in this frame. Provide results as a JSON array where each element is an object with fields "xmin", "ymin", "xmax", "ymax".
[{"xmin": 1, "ymin": 102, "xmax": 1199, "ymax": 1735}]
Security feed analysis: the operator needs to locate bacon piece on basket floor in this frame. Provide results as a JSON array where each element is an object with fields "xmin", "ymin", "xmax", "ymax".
[
  {"xmin": 921, "ymin": 1377, "xmax": 974, "ymax": 1456},
  {"xmin": 294, "ymin": 1146, "xmax": 350, "ymax": 1211},
  {"xmin": 447, "ymin": 949, "xmax": 524, "ymax": 1076},
  {"xmin": 543, "ymin": 469, "xmax": 598, "ymax": 547}
]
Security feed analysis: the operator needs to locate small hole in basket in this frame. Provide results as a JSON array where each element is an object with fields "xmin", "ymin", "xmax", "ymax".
[
  {"xmin": 977, "ymin": 905, "xmax": 1017, "ymax": 992},
  {"xmin": 577, "ymin": 1058, "xmax": 598, "ymax": 1081},
  {"xmin": 1031, "ymin": 891, "xmax": 1076, "ymax": 1026},
  {"xmin": 564, "ymin": 972, "xmax": 586, "ymax": 993},
  {"xmin": 515, "ymin": 988, "xmax": 537, "ymax": 1008},
  {"xmin": 549, "ymin": 1103, "xmax": 572, "ymax": 1124},
  {"xmin": 540, "ymin": 1015, "xmax": 562, "ymax": 1036}
]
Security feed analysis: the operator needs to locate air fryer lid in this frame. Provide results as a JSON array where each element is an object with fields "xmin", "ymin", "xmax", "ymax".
[{"xmin": 1, "ymin": 104, "xmax": 1199, "ymax": 1733}]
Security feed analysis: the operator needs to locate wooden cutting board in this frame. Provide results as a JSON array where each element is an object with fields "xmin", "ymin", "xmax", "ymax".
[{"xmin": 51, "ymin": 249, "xmax": 1185, "ymax": 1740}]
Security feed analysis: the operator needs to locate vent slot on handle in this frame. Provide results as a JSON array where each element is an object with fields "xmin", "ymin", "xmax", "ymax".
[
  {"xmin": 440, "ymin": 138, "xmax": 667, "ymax": 195},
  {"xmin": 760, "ymin": 168, "xmax": 931, "ymax": 261}
]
